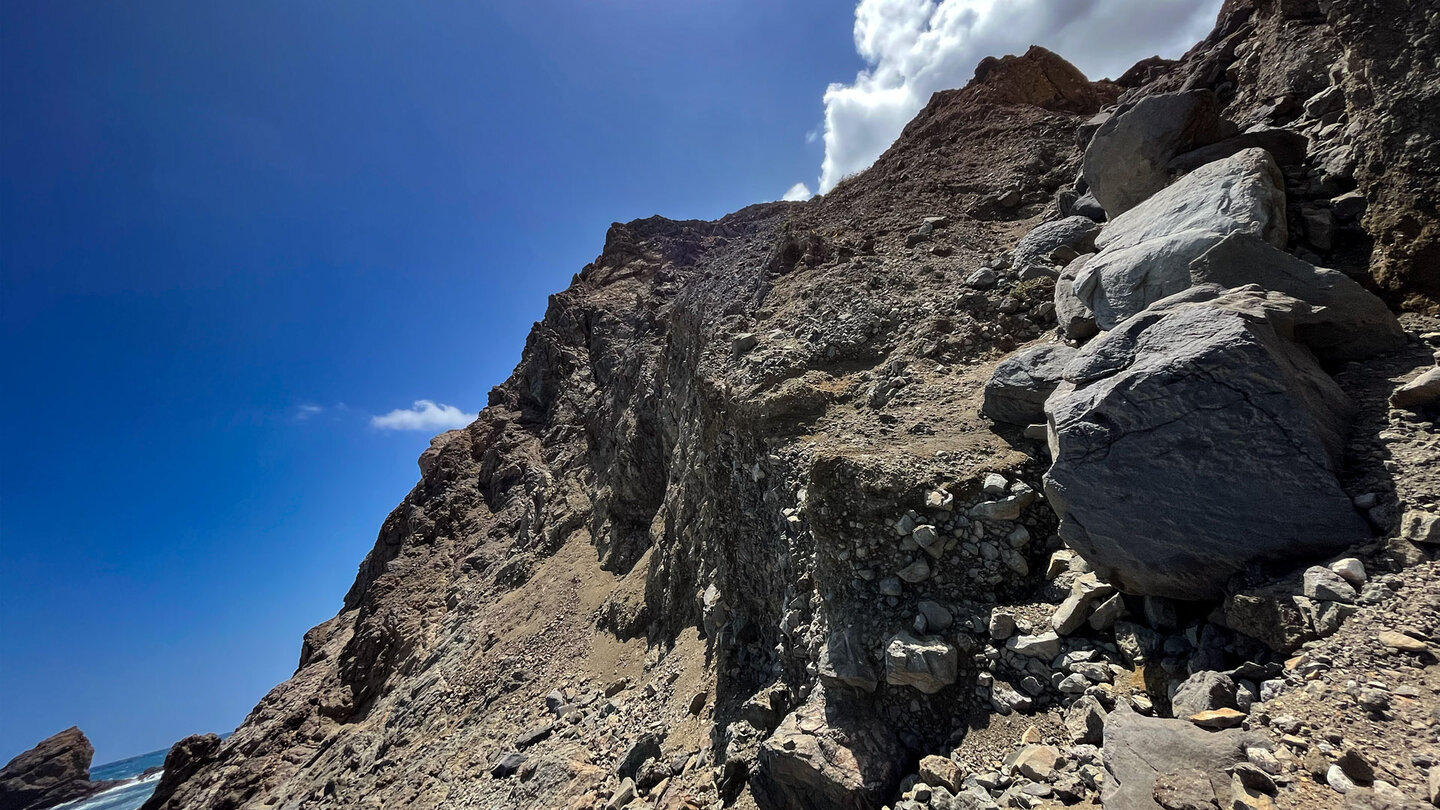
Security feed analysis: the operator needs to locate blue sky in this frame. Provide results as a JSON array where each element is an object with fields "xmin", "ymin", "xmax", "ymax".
[{"xmin": 0, "ymin": 1, "xmax": 1217, "ymax": 764}]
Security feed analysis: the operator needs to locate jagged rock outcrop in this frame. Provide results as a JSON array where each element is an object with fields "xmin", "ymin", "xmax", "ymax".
[
  {"xmin": 0, "ymin": 727, "xmax": 106, "ymax": 810},
  {"xmin": 139, "ymin": 734, "xmax": 221, "ymax": 810}
]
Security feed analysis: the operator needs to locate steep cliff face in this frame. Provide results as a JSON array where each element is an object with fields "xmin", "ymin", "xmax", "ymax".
[{"xmin": 147, "ymin": 5, "xmax": 1440, "ymax": 810}]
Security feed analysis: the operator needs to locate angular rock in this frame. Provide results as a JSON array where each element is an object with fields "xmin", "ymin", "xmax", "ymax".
[
  {"xmin": 918, "ymin": 755, "xmax": 962, "ymax": 794},
  {"xmin": 1044, "ymin": 287, "xmax": 1368, "ymax": 600},
  {"xmin": 1302, "ymin": 566, "xmax": 1358, "ymax": 604},
  {"xmin": 1401, "ymin": 511, "xmax": 1440, "ymax": 545},
  {"xmin": 989, "ymin": 610, "xmax": 1017, "ymax": 641},
  {"xmin": 819, "ymin": 628, "xmax": 880, "ymax": 693},
  {"xmin": 1171, "ymin": 671, "xmax": 1240, "ymax": 718},
  {"xmin": 916, "ymin": 600, "xmax": 953, "ymax": 632},
  {"xmin": 1328, "ymin": 557, "xmax": 1366, "ymax": 586},
  {"xmin": 1392, "ymin": 368, "xmax": 1440, "ymax": 410},
  {"xmin": 1089, "ymin": 594, "xmax": 1123, "ymax": 631},
  {"xmin": 1377, "ymin": 630, "xmax": 1429, "ymax": 654},
  {"xmin": 1008, "ymin": 745, "xmax": 1062, "ymax": 782},
  {"xmin": 1076, "ymin": 149, "xmax": 1290, "ymax": 329},
  {"xmin": 0, "ymin": 727, "xmax": 102, "ymax": 810},
  {"xmin": 1082, "ymin": 89, "xmax": 1229, "ymax": 215},
  {"xmin": 982, "ymin": 344, "xmax": 1078, "ymax": 426},
  {"xmin": 1066, "ymin": 695, "xmax": 1108, "ymax": 745},
  {"xmin": 1007, "ymin": 631, "xmax": 1061, "ymax": 659},
  {"xmin": 1011, "ymin": 216, "xmax": 1102, "ymax": 269},
  {"xmin": 896, "ymin": 558, "xmax": 931, "ymax": 583},
  {"xmin": 490, "ymin": 752, "xmax": 527, "ymax": 778},
  {"xmin": 756, "ymin": 689, "xmax": 902, "ymax": 810},
  {"xmin": 884, "ymin": 632, "xmax": 958, "ymax": 694},
  {"xmin": 1187, "ymin": 232, "xmax": 1404, "ymax": 363},
  {"xmin": 1055, "ymin": 255, "xmax": 1100, "ymax": 340},
  {"xmin": 1189, "ymin": 708, "xmax": 1247, "ymax": 730}
]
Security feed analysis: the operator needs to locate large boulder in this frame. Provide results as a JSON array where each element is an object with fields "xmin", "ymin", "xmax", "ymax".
[
  {"xmin": 1010, "ymin": 216, "xmax": 1102, "ymax": 270},
  {"xmin": 982, "ymin": 344, "xmax": 1078, "ymax": 426},
  {"xmin": 1092, "ymin": 148, "xmax": 1288, "ymax": 254},
  {"xmin": 1081, "ymin": 89, "xmax": 1231, "ymax": 216},
  {"xmin": 755, "ymin": 689, "xmax": 903, "ymax": 810},
  {"xmin": 0, "ymin": 727, "xmax": 98, "ymax": 810},
  {"xmin": 1043, "ymin": 286, "xmax": 1369, "ymax": 600},
  {"xmin": 1188, "ymin": 232, "xmax": 1405, "ymax": 362},
  {"xmin": 1103, "ymin": 705, "xmax": 1267, "ymax": 810},
  {"xmin": 1075, "ymin": 149, "xmax": 1289, "ymax": 329}
]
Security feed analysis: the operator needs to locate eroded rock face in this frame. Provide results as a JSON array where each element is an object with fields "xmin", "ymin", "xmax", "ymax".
[
  {"xmin": 1081, "ymin": 90, "xmax": 1230, "ymax": 216},
  {"xmin": 0, "ymin": 727, "xmax": 97, "ymax": 810},
  {"xmin": 1044, "ymin": 287, "xmax": 1369, "ymax": 599}
]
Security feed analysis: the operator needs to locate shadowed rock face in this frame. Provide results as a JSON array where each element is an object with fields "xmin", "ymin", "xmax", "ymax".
[{"xmin": 0, "ymin": 727, "xmax": 97, "ymax": 810}]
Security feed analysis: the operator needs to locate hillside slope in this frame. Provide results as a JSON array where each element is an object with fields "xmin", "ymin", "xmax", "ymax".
[{"xmin": 143, "ymin": 2, "xmax": 1440, "ymax": 809}]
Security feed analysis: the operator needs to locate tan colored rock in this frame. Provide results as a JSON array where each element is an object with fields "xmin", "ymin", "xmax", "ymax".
[
  {"xmin": 1378, "ymin": 630, "xmax": 1430, "ymax": 653},
  {"xmin": 917, "ymin": 755, "xmax": 962, "ymax": 793},
  {"xmin": 1189, "ymin": 708, "xmax": 1247, "ymax": 729}
]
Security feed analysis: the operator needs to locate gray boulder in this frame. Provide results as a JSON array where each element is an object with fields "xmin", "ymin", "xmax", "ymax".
[
  {"xmin": 1102, "ymin": 705, "xmax": 1266, "ymax": 810},
  {"xmin": 1055, "ymin": 256, "xmax": 1100, "ymax": 340},
  {"xmin": 982, "ymin": 344, "xmax": 1077, "ymax": 426},
  {"xmin": 1044, "ymin": 287, "xmax": 1369, "ymax": 600},
  {"xmin": 756, "ymin": 689, "xmax": 902, "ymax": 810},
  {"xmin": 884, "ymin": 632, "xmax": 958, "ymax": 694},
  {"xmin": 1011, "ymin": 216, "xmax": 1102, "ymax": 270},
  {"xmin": 1092, "ymin": 148, "xmax": 1287, "ymax": 255},
  {"xmin": 1171, "ymin": 671, "xmax": 1240, "ymax": 718},
  {"xmin": 1076, "ymin": 149, "xmax": 1289, "ymax": 329},
  {"xmin": 1081, "ymin": 90, "xmax": 1230, "ymax": 216},
  {"xmin": 1188, "ymin": 232, "xmax": 1404, "ymax": 363}
]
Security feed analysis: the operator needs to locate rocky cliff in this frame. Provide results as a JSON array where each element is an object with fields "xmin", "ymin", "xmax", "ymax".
[
  {"xmin": 145, "ymin": 2, "xmax": 1440, "ymax": 809},
  {"xmin": 0, "ymin": 727, "xmax": 113, "ymax": 810}
]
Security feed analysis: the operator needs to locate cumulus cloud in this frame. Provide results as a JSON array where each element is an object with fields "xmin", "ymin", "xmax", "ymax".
[
  {"xmin": 371, "ymin": 400, "xmax": 474, "ymax": 431},
  {"xmin": 782, "ymin": 182, "xmax": 814, "ymax": 201},
  {"xmin": 808, "ymin": 0, "xmax": 1223, "ymax": 193}
]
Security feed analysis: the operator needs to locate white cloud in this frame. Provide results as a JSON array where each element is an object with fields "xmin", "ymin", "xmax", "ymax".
[
  {"xmin": 813, "ymin": 0, "xmax": 1223, "ymax": 193},
  {"xmin": 295, "ymin": 404, "xmax": 324, "ymax": 420},
  {"xmin": 782, "ymin": 182, "xmax": 813, "ymax": 201},
  {"xmin": 370, "ymin": 400, "xmax": 474, "ymax": 431}
]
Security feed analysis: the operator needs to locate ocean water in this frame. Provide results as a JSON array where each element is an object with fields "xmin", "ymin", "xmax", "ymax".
[{"xmin": 54, "ymin": 747, "xmax": 168, "ymax": 810}]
